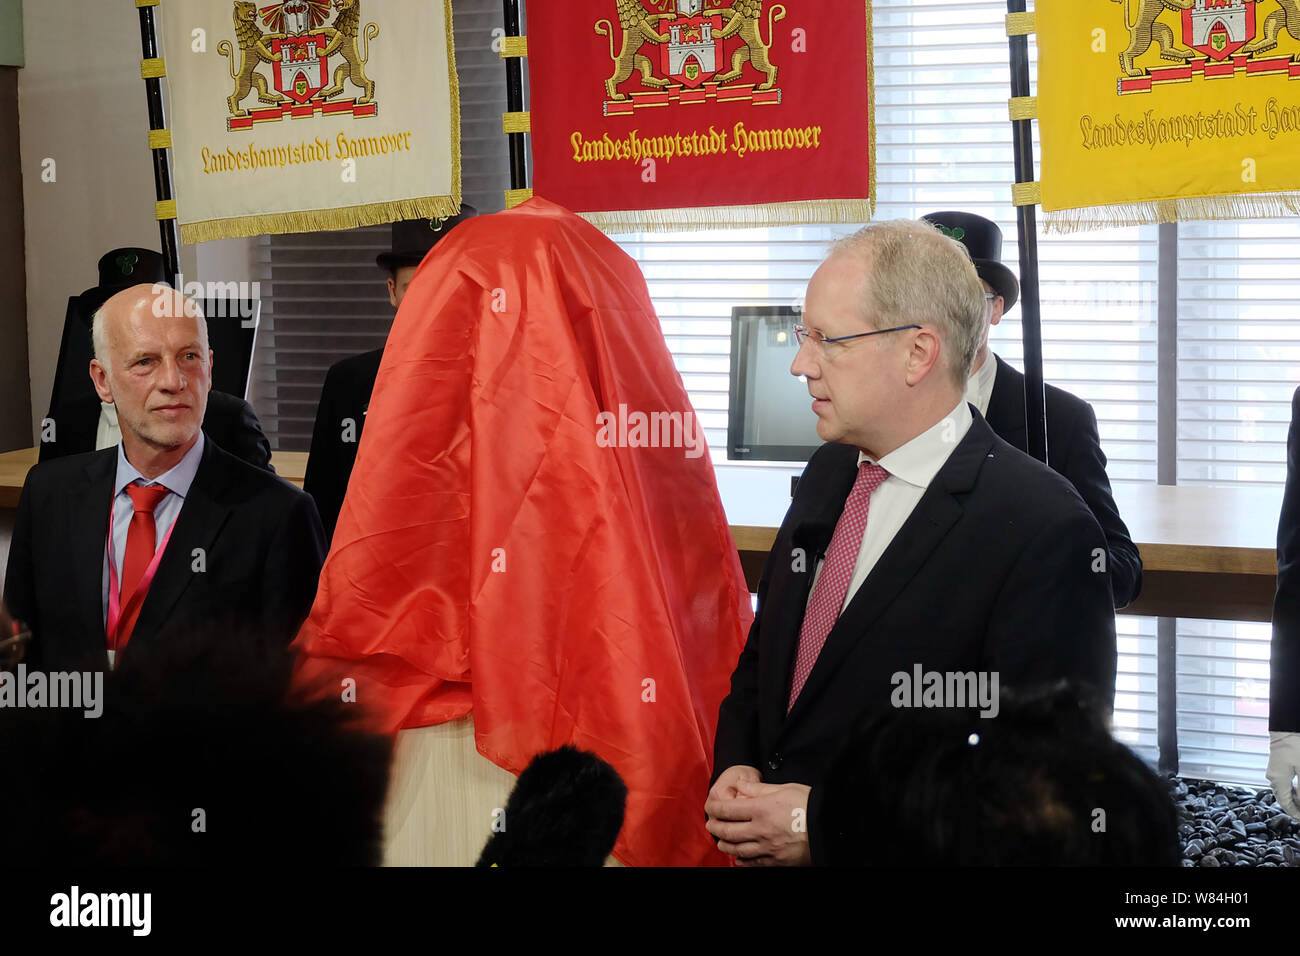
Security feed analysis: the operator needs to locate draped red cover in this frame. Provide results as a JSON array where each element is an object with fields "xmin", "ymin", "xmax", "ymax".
[{"xmin": 293, "ymin": 197, "xmax": 752, "ymax": 867}]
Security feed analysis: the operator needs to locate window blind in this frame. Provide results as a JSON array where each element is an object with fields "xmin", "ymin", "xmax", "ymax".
[{"xmin": 254, "ymin": 0, "xmax": 511, "ymax": 451}]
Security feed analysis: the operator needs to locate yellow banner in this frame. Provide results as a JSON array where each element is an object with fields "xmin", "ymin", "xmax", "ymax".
[{"xmin": 1038, "ymin": 0, "xmax": 1300, "ymax": 230}]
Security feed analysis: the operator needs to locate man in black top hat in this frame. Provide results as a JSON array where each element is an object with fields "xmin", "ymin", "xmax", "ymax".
[
  {"xmin": 304, "ymin": 208, "xmax": 477, "ymax": 543},
  {"xmin": 40, "ymin": 247, "xmax": 273, "ymax": 472},
  {"xmin": 922, "ymin": 211, "xmax": 1142, "ymax": 609}
]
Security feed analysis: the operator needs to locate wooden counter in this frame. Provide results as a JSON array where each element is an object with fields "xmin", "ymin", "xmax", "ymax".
[
  {"xmin": 1, "ymin": 447, "xmax": 1283, "ymax": 622},
  {"xmin": 0, "ymin": 447, "xmax": 308, "ymax": 508}
]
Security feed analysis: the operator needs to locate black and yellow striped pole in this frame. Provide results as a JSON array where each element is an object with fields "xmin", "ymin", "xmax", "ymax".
[
  {"xmin": 1006, "ymin": 1, "xmax": 1047, "ymax": 466},
  {"xmin": 135, "ymin": 0, "xmax": 181, "ymax": 285},
  {"xmin": 500, "ymin": 0, "xmax": 532, "ymax": 209}
]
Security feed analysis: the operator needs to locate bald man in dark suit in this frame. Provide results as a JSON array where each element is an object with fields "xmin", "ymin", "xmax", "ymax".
[{"xmin": 5, "ymin": 286, "xmax": 323, "ymax": 673}]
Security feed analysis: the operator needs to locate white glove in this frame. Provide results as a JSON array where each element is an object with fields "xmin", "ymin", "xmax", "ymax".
[{"xmin": 1267, "ymin": 732, "xmax": 1300, "ymax": 820}]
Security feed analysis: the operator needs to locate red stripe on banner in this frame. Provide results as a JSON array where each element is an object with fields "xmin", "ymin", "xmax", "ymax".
[
  {"xmin": 1247, "ymin": 55, "xmax": 1292, "ymax": 74},
  {"xmin": 1119, "ymin": 77, "xmax": 1153, "ymax": 94}
]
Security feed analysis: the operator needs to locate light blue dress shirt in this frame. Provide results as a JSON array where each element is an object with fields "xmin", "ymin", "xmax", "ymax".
[{"xmin": 101, "ymin": 432, "xmax": 206, "ymax": 632}]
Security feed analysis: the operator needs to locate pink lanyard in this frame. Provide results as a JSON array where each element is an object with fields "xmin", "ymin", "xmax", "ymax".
[{"xmin": 106, "ymin": 492, "xmax": 180, "ymax": 652}]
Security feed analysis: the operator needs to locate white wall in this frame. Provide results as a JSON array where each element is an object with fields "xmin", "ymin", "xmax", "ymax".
[{"xmin": 18, "ymin": 0, "xmax": 257, "ymax": 442}]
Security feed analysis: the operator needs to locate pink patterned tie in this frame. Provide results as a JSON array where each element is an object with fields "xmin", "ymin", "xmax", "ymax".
[{"xmin": 788, "ymin": 461, "xmax": 889, "ymax": 711}]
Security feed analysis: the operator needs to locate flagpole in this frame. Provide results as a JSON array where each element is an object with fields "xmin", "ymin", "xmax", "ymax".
[
  {"xmin": 135, "ymin": 0, "xmax": 181, "ymax": 286},
  {"xmin": 503, "ymin": 0, "xmax": 528, "ymax": 193},
  {"xmin": 1007, "ymin": 0, "xmax": 1047, "ymax": 464}
]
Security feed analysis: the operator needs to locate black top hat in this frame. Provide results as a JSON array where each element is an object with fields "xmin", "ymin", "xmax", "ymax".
[
  {"xmin": 921, "ymin": 211, "xmax": 1020, "ymax": 313},
  {"xmin": 376, "ymin": 205, "xmax": 478, "ymax": 272},
  {"xmin": 76, "ymin": 247, "xmax": 170, "ymax": 318}
]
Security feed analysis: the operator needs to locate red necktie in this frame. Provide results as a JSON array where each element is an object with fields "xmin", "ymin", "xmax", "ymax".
[
  {"xmin": 788, "ymin": 462, "xmax": 889, "ymax": 711},
  {"xmin": 116, "ymin": 482, "xmax": 171, "ymax": 650}
]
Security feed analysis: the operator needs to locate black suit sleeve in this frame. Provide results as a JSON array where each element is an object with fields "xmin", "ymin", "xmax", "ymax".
[
  {"xmin": 2, "ymin": 476, "xmax": 41, "ymax": 670},
  {"xmin": 988, "ymin": 505, "xmax": 1117, "ymax": 712},
  {"xmin": 1271, "ymin": 387, "xmax": 1300, "ymax": 733},
  {"xmin": 229, "ymin": 397, "xmax": 274, "ymax": 473},
  {"xmin": 712, "ymin": 578, "xmax": 766, "ymax": 785},
  {"xmin": 1059, "ymin": 401, "xmax": 1142, "ymax": 609},
  {"xmin": 259, "ymin": 491, "xmax": 327, "ymax": 647},
  {"xmin": 303, "ymin": 366, "xmax": 348, "ymax": 544},
  {"xmin": 204, "ymin": 393, "xmax": 274, "ymax": 473}
]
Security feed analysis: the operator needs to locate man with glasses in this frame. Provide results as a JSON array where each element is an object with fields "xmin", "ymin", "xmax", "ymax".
[
  {"xmin": 922, "ymin": 211, "xmax": 1141, "ymax": 609},
  {"xmin": 705, "ymin": 220, "xmax": 1117, "ymax": 866}
]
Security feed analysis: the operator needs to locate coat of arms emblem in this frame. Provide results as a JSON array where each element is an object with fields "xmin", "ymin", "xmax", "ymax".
[
  {"xmin": 218, "ymin": 0, "xmax": 381, "ymax": 130},
  {"xmin": 593, "ymin": 0, "xmax": 786, "ymax": 115},
  {"xmin": 1111, "ymin": 0, "xmax": 1300, "ymax": 93}
]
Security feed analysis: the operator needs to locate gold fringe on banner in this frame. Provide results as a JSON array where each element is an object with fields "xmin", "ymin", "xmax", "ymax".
[
  {"xmin": 1041, "ymin": 193, "xmax": 1300, "ymax": 235},
  {"xmin": 866, "ymin": 0, "xmax": 876, "ymax": 218},
  {"xmin": 148, "ymin": 128, "xmax": 172, "ymax": 150},
  {"xmin": 579, "ymin": 199, "xmax": 876, "ymax": 235},
  {"xmin": 499, "ymin": 35, "xmax": 527, "ymax": 58},
  {"xmin": 443, "ymin": 0, "xmax": 463, "ymax": 210},
  {"xmin": 179, "ymin": 195, "xmax": 462, "ymax": 244},
  {"xmin": 141, "ymin": 58, "xmax": 166, "ymax": 79}
]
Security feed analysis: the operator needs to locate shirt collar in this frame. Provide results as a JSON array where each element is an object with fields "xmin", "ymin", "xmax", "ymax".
[
  {"xmin": 857, "ymin": 398, "xmax": 972, "ymax": 490},
  {"xmin": 114, "ymin": 431, "xmax": 206, "ymax": 498},
  {"xmin": 964, "ymin": 350, "xmax": 998, "ymax": 417}
]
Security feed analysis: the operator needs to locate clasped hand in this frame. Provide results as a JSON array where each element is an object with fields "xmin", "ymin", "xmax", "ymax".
[{"xmin": 704, "ymin": 764, "xmax": 812, "ymax": 866}]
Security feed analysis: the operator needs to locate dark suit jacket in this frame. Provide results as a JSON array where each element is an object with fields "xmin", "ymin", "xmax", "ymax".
[
  {"xmin": 39, "ymin": 389, "xmax": 274, "ymax": 473},
  {"xmin": 4, "ymin": 437, "xmax": 325, "ymax": 673},
  {"xmin": 985, "ymin": 354, "xmax": 1141, "ymax": 608},
  {"xmin": 1271, "ymin": 386, "xmax": 1300, "ymax": 733},
  {"xmin": 712, "ymin": 409, "xmax": 1117, "ymax": 859},
  {"xmin": 303, "ymin": 348, "xmax": 382, "ymax": 543}
]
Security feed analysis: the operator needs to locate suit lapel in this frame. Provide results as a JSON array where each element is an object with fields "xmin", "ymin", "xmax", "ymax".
[
  {"xmin": 128, "ymin": 441, "xmax": 234, "ymax": 651},
  {"xmin": 72, "ymin": 451, "xmax": 117, "ymax": 660},
  {"xmin": 984, "ymin": 354, "xmax": 1027, "ymax": 453},
  {"xmin": 783, "ymin": 418, "xmax": 996, "ymax": 728},
  {"xmin": 759, "ymin": 443, "xmax": 858, "ymax": 739}
]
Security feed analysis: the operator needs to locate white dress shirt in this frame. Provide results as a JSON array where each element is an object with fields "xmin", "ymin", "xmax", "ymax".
[
  {"xmin": 808, "ymin": 398, "xmax": 973, "ymax": 614},
  {"xmin": 101, "ymin": 432, "xmax": 206, "ymax": 641},
  {"xmin": 964, "ymin": 351, "xmax": 998, "ymax": 418}
]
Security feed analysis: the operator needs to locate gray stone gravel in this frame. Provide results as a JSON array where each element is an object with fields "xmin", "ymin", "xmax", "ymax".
[{"xmin": 1170, "ymin": 777, "xmax": 1300, "ymax": 867}]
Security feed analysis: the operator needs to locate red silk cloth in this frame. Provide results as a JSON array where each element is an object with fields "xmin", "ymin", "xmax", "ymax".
[{"xmin": 293, "ymin": 198, "xmax": 752, "ymax": 866}]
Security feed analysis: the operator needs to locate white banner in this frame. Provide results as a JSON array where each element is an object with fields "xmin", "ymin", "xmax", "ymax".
[{"xmin": 159, "ymin": 0, "xmax": 460, "ymax": 242}]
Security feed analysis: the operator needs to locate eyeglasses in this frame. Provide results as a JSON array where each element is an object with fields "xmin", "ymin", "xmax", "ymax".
[
  {"xmin": 984, "ymin": 293, "xmax": 997, "ymax": 300},
  {"xmin": 792, "ymin": 323, "xmax": 922, "ymax": 352}
]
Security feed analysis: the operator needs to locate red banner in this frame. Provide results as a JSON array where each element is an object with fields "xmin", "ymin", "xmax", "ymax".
[{"xmin": 524, "ymin": 0, "xmax": 874, "ymax": 231}]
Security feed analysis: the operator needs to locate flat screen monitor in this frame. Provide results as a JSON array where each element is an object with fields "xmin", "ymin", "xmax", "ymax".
[{"xmin": 727, "ymin": 305, "xmax": 824, "ymax": 462}]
